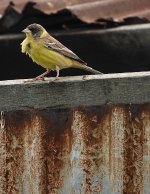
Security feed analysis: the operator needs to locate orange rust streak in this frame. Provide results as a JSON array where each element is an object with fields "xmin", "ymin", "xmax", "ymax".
[{"xmin": 0, "ymin": 105, "xmax": 150, "ymax": 193}]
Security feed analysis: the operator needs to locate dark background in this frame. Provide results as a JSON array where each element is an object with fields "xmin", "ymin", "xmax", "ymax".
[
  {"xmin": 1, "ymin": 0, "xmax": 150, "ymax": 80},
  {"xmin": 1, "ymin": 26, "xmax": 150, "ymax": 80}
]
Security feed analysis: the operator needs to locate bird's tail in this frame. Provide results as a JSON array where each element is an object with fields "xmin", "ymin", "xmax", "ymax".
[{"xmin": 72, "ymin": 61, "xmax": 103, "ymax": 74}]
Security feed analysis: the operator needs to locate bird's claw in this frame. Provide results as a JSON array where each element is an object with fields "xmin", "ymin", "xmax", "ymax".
[
  {"xmin": 24, "ymin": 76, "xmax": 45, "ymax": 83},
  {"xmin": 82, "ymin": 75, "xmax": 89, "ymax": 80},
  {"xmin": 54, "ymin": 77, "xmax": 59, "ymax": 81},
  {"xmin": 48, "ymin": 77, "xmax": 59, "ymax": 83},
  {"xmin": 34, "ymin": 76, "xmax": 45, "ymax": 81}
]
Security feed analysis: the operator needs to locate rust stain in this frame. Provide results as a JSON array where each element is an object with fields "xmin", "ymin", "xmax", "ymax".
[
  {"xmin": 123, "ymin": 105, "xmax": 150, "ymax": 194},
  {"xmin": 0, "ymin": 111, "xmax": 47, "ymax": 194},
  {"xmin": 0, "ymin": 111, "xmax": 6, "ymax": 194},
  {"xmin": 70, "ymin": 109, "xmax": 104, "ymax": 193},
  {"xmin": 40, "ymin": 109, "xmax": 73, "ymax": 193},
  {"xmin": 0, "ymin": 105, "xmax": 150, "ymax": 193},
  {"xmin": 70, "ymin": 106, "xmax": 126, "ymax": 193},
  {"xmin": 4, "ymin": 112, "xmax": 26, "ymax": 194},
  {"xmin": 22, "ymin": 114, "xmax": 47, "ymax": 194}
]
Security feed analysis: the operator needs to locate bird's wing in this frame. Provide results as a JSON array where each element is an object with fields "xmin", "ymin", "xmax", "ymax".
[{"xmin": 42, "ymin": 35, "xmax": 86, "ymax": 64}]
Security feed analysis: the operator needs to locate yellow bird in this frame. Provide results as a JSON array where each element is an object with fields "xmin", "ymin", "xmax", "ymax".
[{"xmin": 21, "ymin": 23, "xmax": 103, "ymax": 81}]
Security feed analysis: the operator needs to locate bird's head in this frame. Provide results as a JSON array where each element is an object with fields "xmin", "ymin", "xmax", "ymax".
[{"xmin": 22, "ymin": 23, "xmax": 46, "ymax": 39}]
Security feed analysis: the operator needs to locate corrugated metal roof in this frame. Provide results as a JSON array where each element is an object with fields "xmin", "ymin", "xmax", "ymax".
[
  {"xmin": 1, "ymin": 0, "xmax": 150, "ymax": 21},
  {"xmin": 0, "ymin": 0, "xmax": 150, "ymax": 33}
]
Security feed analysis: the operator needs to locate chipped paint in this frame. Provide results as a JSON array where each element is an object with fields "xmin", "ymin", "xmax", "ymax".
[{"xmin": 0, "ymin": 105, "xmax": 150, "ymax": 193}]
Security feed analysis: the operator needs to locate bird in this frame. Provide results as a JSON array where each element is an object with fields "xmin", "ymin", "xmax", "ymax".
[{"xmin": 21, "ymin": 23, "xmax": 103, "ymax": 81}]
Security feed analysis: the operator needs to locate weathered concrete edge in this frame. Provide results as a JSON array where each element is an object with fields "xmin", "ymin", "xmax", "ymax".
[{"xmin": 0, "ymin": 72, "xmax": 150, "ymax": 111}]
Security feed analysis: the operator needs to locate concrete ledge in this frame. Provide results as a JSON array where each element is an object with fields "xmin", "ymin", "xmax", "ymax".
[{"xmin": 0, "ymin": 71, "xmax": 150, "ymax": 111}]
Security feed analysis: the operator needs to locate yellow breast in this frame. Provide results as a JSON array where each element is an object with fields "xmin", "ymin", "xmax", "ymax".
[{"xmin": 21, "ymin": 37, "xmax": 73, "ymax": 71}]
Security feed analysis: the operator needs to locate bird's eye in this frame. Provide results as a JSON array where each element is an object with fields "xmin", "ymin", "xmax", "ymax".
[
  {"xmin": 29, "ymin": 27, "xmax": 38, "ymax": 35},
  {"xmin": 27, "ymin": 25, "xmax": 42, "ymax": 38}
]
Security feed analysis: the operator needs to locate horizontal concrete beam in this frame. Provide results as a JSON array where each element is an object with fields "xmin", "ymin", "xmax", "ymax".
[{"xmin": 0, "ymin": 71, "xmax": 150, "ymax": 111}]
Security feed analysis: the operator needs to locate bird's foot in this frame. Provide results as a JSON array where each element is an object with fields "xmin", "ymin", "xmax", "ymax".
[
  {"xmin": 24, "ymin": 76, "xmax": 45, "ymax": 83},
  {"xmin": 54, "ymin": 77, "xmax": 59, "ymax": 81},
  {"xmin": 34, "ymin": 76, "xmax": 45, "ymax": 81},
  {"xmin": 82, "ymin": 75, "xmax": 89, "ymax": 80},
  {"xmin": 48, "ymin": 77, "xmax": 59, "ymax": 83}
]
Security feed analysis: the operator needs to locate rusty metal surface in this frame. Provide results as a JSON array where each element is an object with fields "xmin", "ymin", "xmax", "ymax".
[
  {"xmin": 1, "ymin": 0, "xmax": 150, "ymax": 22},
  {"xmin": 1, "ymin": 0, "xmax": 150, "ymax": 33},
  {"xmin": 0, "ymin": 105, "xmax": 150, "ymax": 193}
]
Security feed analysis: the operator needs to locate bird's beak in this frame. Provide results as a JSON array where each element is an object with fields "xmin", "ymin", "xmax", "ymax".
[{"xmin": 22, "ymin": 28, "xmax": 31, "ymax": 33}]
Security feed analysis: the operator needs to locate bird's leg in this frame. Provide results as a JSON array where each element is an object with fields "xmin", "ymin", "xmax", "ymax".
[
  {"xmin": 34, "ymin": 68, "xmax": 50, "ymax": 80},
  {"xmin": 48, "ymin": 66, "xmax": 60, "ymax": 83},
  {"xmin": 24, "ymin": 69, "xmax": 50, "ymax": 83},
  {"xmin": 53, "ymin": 66, "xmax": 60, "ymax": 81},
  {"xmin": 56, "ymin": 66, "xmax": 60, "ymax": 80}
]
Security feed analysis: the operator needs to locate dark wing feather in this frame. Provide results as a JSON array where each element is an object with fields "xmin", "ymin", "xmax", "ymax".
[{"xmin": 42, "ymin": 35, "xmax": 86, "ymax": 64}]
